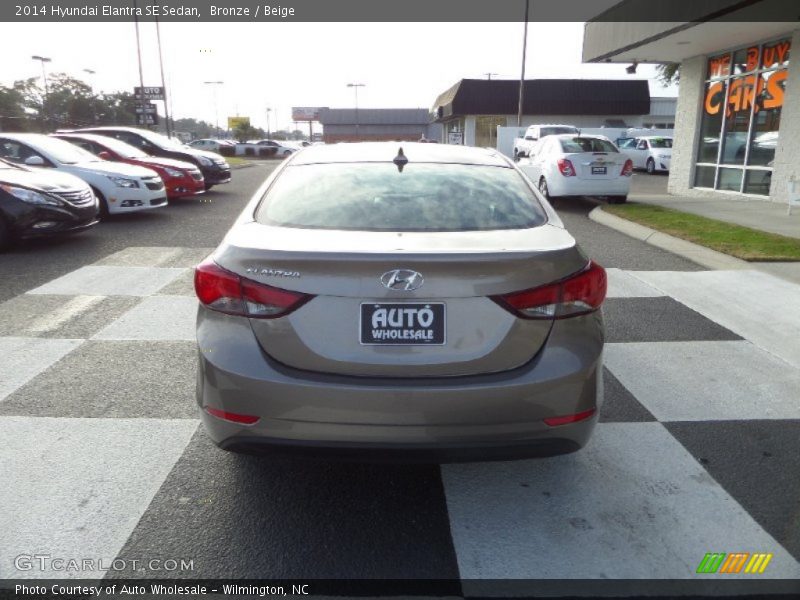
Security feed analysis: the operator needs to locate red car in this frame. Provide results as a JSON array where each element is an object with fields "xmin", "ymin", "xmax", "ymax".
[{"xmin": 52, "ymin": 133, "xmax": 205, "ymax": 199}]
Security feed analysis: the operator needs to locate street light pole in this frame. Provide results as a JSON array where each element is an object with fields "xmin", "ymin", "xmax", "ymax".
[
  {"xmin": 31, "ymin": 55, "xmax": 51, "ymax": 130},
  {"xmin": 203, "ymin": 81, "xmax": 223, "ymax": 135},
  {"xmin": 346, "ymin": 83, "xmax": 365, "ymax": 141},
  {"xmin": 266, "ymin": 107, "xmax": 272, "ymax": 138}
]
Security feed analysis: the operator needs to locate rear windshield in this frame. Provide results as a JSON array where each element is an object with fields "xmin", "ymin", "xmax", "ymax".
[
  {"xmin": 649, "ymin": 138, "xmax": 673, "ymax": 149},
  {"xmin": 541, "ymin": 127, "xmax": 579, "ymax": 137},
  {"xmin": 255, "ymin": 163, "xmax": 547, "ymax": 232},
  {"xmin": 560, "ymin": 137, "xmax": 619, "ymax": 153}
]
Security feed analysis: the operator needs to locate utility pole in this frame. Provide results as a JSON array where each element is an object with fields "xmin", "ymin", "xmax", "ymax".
[
  {"xmin": 31, "ymin": 55, "xmax": 51, "ymax": 130},
  {"xmin": 517, "ymin": 0, "xmax": 529, "ymax": 128},
  {"xmin": 133, "ymin": 0, "xmax": 148, "ymax": 129},
  {"xmin": 153, "ymin": 10, "xmax": 172, "ymax": 138},
  {"xmin": 484, "ymin": 72, "xmax": 498, "ymax": 80},
  {"xmin": 266, "ymin": 107, "xmax": 272, "ymax": 138},
  {"xmin": 347, "ymin": 83, "xmax": 365, "ymax": 140}
]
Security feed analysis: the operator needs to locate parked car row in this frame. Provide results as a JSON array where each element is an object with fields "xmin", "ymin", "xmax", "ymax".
[{"xmin": 0, "ymin": 127, "xmax": 231, "ymax": 251}]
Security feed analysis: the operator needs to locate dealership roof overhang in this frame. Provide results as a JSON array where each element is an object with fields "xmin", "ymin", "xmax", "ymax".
[
  {"xmin": 583, "ymin": 0, "xmax": 796, "ymax": 64},
  {"xmin": 432, "ymin": 79, "xmax": 651, "ymax": 121}
]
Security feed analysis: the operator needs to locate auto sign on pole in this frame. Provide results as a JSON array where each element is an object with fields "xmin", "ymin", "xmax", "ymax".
[
  {"xmin": 136, "ymin": 113, "xmax": 159, "ymax": 126},
  {"xmin": 135, "ymin": 103, "xmax": 157, "ymax": 115},
  {"xmin": 133, "ymin": 86, "xmax": 165, "ymax": 100}
]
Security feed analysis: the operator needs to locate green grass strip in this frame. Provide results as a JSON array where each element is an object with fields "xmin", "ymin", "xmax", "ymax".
[{"xmin": 603, "ymin": 203, "xmax": 800, "ymax": 261}]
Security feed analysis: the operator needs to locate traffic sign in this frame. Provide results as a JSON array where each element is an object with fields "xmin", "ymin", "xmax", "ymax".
[
  {"xmin": 133, "ymin": 86, "xmax": 165, "ymax": 100},
  {"xmin": 135, "ymin": 103, "xmax": 157, "ymax": 115}
]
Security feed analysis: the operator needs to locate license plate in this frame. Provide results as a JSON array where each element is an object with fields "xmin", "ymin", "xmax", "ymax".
[
  {"xmin": 360, "ymin": 302, "xmax": 445, "ymax": 345},
  {"xmin": 591, "ymin": 166, "xmax": 607, "ymax": 175}
]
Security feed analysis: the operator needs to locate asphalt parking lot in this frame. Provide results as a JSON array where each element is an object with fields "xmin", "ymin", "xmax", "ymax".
[{"xmin": 1, "ymin": 166, "xmax": 798, "ymax": 592}]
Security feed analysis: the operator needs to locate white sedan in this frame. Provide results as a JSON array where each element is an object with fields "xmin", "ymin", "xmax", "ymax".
[
  {"xmin": 617, "ymin": 135, "xmax": 673, "ymax": 173},
  {"xmin": 0, "ymin": 133, "xmax": 167, "ymax": 215},
  {"xmin": 518, "ymin": 134, "xmax": 632, "ymax": 204}
]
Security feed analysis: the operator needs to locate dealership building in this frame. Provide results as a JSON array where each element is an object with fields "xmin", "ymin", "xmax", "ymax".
[
  {"xmin": 318, "ymin": 108, "xmax": 441, "ymax": 143},
  {"xmin": 431, "ymin": 78, "xmax": 673, "ymax": 148},
  {"xmin": 584, "ymin": 1, "xmax": 798, "ymax": 203}
]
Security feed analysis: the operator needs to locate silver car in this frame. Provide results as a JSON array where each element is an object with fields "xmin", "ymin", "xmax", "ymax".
[{"xmin": 194, "ymin": 142, "xmax": 606, "ymax": 461}]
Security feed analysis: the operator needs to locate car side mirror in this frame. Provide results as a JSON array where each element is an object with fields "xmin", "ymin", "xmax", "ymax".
[
  {"xmin": 24, "ymin": 155, "xmax": 45, "ymax": 166},
  {"xmin": 97, "ymin": 151, "xmax": 113, "ymax": 160}
]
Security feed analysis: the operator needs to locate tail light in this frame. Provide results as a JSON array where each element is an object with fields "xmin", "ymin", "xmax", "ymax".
[
  {"xmin": 194, "ymin": 258, "xmax": 313, "ymax": 318},
  {"xmin": 491, "ymin": 261, "xmax": 607, "ymax": 319},
  {"xmin": 557, "ymin": 158, "xmax": 576, "ymax": 177},
  {"xmin": 621, "ymin": 159, "xmax": 633, "ymax": 177}
]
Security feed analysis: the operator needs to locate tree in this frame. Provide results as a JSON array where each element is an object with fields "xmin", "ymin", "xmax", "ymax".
[
  {"xmin": 656, "ymin": 63, "xmax": 680, "ymax": 87},
  {"xmin": 0, "ymin": 85, "xmax": 30, "ymax": 132}
]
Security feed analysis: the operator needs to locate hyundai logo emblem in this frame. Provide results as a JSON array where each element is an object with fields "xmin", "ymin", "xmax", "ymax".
[{"xmin": 380, "ymin": 269, "xmax": 424, "ymax": 291}]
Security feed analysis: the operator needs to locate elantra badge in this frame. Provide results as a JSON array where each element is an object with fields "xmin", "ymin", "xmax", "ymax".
[{"xmin": 381, "ymin": 269, "xmax": 424, "ymax": 291}]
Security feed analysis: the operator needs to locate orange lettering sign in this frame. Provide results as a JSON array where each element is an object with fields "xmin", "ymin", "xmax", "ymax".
[
  {"xmin": 764, "ymin": 70, "xmax": 788, "ymax": 110},
  {"xmin": 704, "ymin": 82, "xmax": 723, "ymax": 115}
]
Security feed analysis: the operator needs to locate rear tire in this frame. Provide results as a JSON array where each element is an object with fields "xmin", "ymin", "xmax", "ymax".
[
  {"xmin": 646, "ymin": 158, "xmax": 655, "ymax": 174},
  {"xmin": 608, "ymin": 195, "xmax": 628, "ymax": 204},
  {"xmin": 91, "ymin": 187, "xmax": 109, "ymax": 218},
  {"xmin": 538, "ymin": 177, "xmax": 551, "ymax": 200},
  {"xmin": 283, "ymin": 150, "xmax": 292, "ymax": 157}
]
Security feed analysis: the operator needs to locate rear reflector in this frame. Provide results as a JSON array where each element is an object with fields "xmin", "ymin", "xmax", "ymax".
[
  {"xmin": 492, "ymin": 261, "xmax": 607, "ymax": 319},
  {"xmin": 204, "ymin": 406, "xmax": 260, "ymax": 425},
  {"xmin": 194, "ymin": 258, "xmax": 313, "ymax": 318},
  {"xmin": 544, "ymin": 408, "xmax": 596, "ymax": 427}
]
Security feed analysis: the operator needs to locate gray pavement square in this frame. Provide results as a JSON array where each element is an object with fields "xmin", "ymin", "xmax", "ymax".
[
  {"xmin": 0, "ymin": 340, "xmax": 198, "ymax": 419},
  {"xmin": 666, "ymin": 420, "xmax": 800, "ymax": 562},
  {"xmin": 0, "ymin": 294, "xmax": 141, "ymax": 339},
  {"xmin": 603, "ymin": 296, "xmax": 743, "ymax": 343},
  {"xmin": 599, "ymin": 367, "xmax": 656, "ymax": 423}
]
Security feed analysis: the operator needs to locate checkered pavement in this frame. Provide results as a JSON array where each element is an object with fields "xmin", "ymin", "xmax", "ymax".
[{"xmin": 1, "ymin": 247, "xmax": 799, "ymax": 585}]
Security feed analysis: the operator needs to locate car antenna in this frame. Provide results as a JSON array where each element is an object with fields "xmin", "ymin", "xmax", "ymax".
[{"xmin": 393, "ymin": 147, "xmax": 408, "ymax": 172}]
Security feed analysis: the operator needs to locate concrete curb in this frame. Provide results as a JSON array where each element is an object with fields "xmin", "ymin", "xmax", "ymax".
[{"xmin": 589, "ymin": 206, "xmax": 750, "ymax": 270}]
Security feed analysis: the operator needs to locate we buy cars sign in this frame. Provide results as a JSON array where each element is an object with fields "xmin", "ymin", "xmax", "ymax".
[{"xmin": 134, "ymin": 86, "xmax": 165, "ymax": 100}]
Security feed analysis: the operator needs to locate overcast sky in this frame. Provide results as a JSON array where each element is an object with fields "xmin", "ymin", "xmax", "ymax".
[{"xmin": 0, "ymin": 21, "xmax": 674, "ymax": 132}]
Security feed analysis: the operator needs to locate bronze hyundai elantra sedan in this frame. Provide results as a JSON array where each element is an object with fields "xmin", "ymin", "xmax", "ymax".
[{"xmin": 194, "ymin": 142, "xmax": 606, "ymax": 461}]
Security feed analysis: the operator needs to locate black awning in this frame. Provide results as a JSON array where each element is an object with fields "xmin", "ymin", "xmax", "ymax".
[{"xmin": 433, "ymin": 79, "xmax": 650, "ymax": 119}]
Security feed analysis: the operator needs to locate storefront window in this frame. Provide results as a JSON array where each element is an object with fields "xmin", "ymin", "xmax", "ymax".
[
  {"xmin": 475, "ymin": 116, "xmax": 506, "ymax": 148},
  {"xmin": 694, "ymin": 38, "xmax": 790, "ymax": 196},
  {"xmin": 444, "ymin": 119, "xmax": 465, "ymax": 145}
]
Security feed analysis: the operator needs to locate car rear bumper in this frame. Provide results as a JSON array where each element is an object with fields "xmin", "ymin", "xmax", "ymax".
[
  {"xmin": 548, "ymin": 176, "xmax": 631, "ymax": 198},
  {"xmin": 196, "ymin": 307, "xmax": 604, "ymax": 462}
]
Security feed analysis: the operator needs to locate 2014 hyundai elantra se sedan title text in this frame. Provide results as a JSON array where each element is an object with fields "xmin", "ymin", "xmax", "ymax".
[{"xmin": 195, "ymin": 142, "xmax": 607, "ymax": 462}]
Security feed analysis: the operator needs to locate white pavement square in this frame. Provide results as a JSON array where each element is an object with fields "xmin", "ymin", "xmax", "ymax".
[
  {"xmin": 604, "ymin": 341, "xmax": 800, "ymax": 421},
  {"xmin": 93, "ymin": 296, "xmax": 198, "ymax": 341},
  {"xmin": 0, "ymin": 337, "xmax": 83, "ymax": 402},
  {"xmin": 442, "ymin": 423, "xmax": 800, "ymax": 580},
  {"xmin": 27, "ymin": 266, "xmax": 187, "ymax": 297},
  {"xmin": 605, "ymin": 268, "xmax": 665, "ymax": 298},
  {"xmin": 0, "ymin": 417, "xmax": 198, "ymax": 579},
  {"xmin": 95, "ymin": 246, "xmax": 213, "ymax": 268},
  {"xmin": 629, "ymin": 270, "xmax": 800, "ymax": 369}
]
